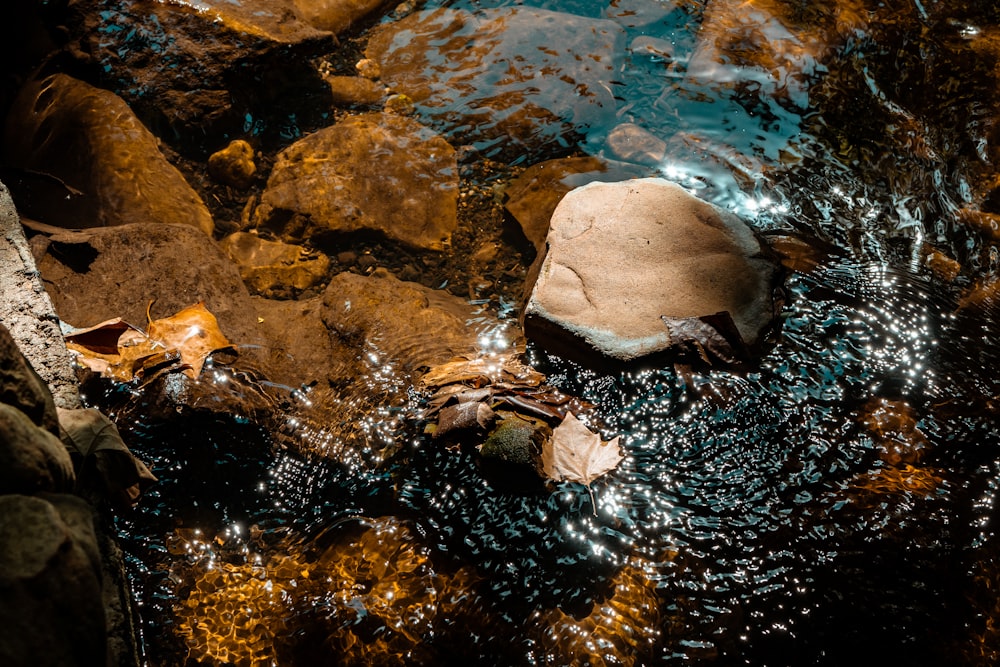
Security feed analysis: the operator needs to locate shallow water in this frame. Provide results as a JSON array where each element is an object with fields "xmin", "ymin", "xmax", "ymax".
[{"xmin": 97, "ymin": 0, "xmax": 1000, "ymax": 665}]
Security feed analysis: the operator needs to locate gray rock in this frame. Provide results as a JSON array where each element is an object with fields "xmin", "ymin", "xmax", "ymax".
[
  {"xmin": 366, "ymin": 7, "xmax": 625, "ymax": 159},
  {"xmin": 0, "ymin": 322, "xmax": 60, "ymax": 436},
  {"xmin": 0, "ymin": 181, "xmax": 80, "ymax": 409},
  {"xmin": 3, "ymin": 74, "xmax": 214, "ymax": 236},
  {"xmin": 253, "ymin": 112, "xmax": 458, "ymax": 251},
  {"xmin": 523, "ymin": 178, "xmax": 782, "ymax": 365},
  {"xmin": 0, "ymin": 402, "xmax": 74, "ymax": 495},
  {"xmin": 0, "ymin": 494, "xmax": 105, "ymax": 667}
]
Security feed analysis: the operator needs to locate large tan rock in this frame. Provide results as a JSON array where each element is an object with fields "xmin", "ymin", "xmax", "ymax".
[
  {"xmin": 504, "ymin": 156, "xmax": 649, "ymax": 254},
  {"xmin": 3, "ymin": 74, "xmax": 213, "ymax": 236},
  {"xmin": 366, "ymin": 7, "xmax": 625, "ymax": 159},
  {"xmin": 523, "ymin": 178, "xmax": 782, "ymax": 365},
  {"xmin": 254, "ymin": 112, "xmax": 458, "ymax": 251}
]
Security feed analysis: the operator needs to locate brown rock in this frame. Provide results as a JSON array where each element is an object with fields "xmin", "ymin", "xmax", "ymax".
[
  {"xmin": 0, "ymin": 494, "xmax": 105, "ymax": 667},
  {"xmin": 254, "ymin": 112, "xmax": 458, "ymax": 251},
  {"xmin": 366, "ymin": 7, "xmax": 625, "ymax": 159},
  {"xmin": 322, "ymin": 269, "xmax": 479, "ymax": 372},
  {"xmin": 62, "ymin": 0, "xmax": 333, "ymax": 143},
  {"xmin": 324, "ymin": 74, "xmax": 387, "ymax": 107},
  {"xmin": 220, "ymin": 232, "xmax": 330, "ymax": 298},
  {"xmin": 29, "ymin": 221, "xmax": 352, "ymax": 393},
  {"xmin": 3, "ymin": 74, "xmax": 214, "ymax": 236},
  {"xmin": 208, "ymin": 140, "xmax": 257, "ymax": 190},
  {"xmin": 523, "ymin": 178, "xmax": 782, "ymax": 365},
  {"xmin": 292, "ymin": 0, "xmax": 394, "ymax": 34}
]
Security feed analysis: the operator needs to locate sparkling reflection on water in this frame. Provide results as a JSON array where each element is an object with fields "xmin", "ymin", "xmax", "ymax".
[{"xmin": 102, "ymin": 0, "xmax": 1000, "ymax": 665}]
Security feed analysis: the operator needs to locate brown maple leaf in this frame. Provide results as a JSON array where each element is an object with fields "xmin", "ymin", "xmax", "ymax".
[{"xmin": 541, "ymin": 412, "xmax": 623, "ymax": 515}]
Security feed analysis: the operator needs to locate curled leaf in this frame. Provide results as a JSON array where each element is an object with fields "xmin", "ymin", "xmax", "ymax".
[
  {"xmin": 541, "ymin": 412, "xmax": 623, "ymax": 514},
  {"xmin": 57, "ymin": 407, "xmax": 157, "ymax": 510}
]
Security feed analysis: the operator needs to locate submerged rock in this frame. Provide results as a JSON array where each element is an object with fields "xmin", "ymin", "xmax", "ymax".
[
  {"xmin": 219, "ymin": 232, "xmax": 330, "ymax": 298},
  {"xmin": 523, "ymin": 178, "xmax": 782, "ymax": 365},
  {"xmin": 292, "ymin": 0, "xmax": 393, "ymax": 34},
  {"xmin": 366, "ymin": 7, "xmax": 625, "ymax": 159},
  {"xmin": 321, "ymin": 269, "xmax": 479, "ymax": 373},
  {"xmin": 62, "ymin": 0, "xmax": 333, "ymax": 144},
  {"xmin": 3, "ymin": 74, "xmax": 213, "ymax": 236},
  {"xmin": 254, "ymin": 112, "xmax": 458, "ymax": 251},
  {"xmin": 504, "ymin": 157, "xmax": 650, "ymax": 254}
]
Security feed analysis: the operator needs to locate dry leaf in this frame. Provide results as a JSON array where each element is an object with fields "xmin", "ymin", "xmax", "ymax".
[
  {"xmin": 58, "ymin": 407, "xmax": 158, "ymax": 510},
  {"xmin": 541, "ymin": 412, "xmax": 623, "ymax": 514},
  {"xmin": 64, "ymin": 302, "xmax": 233, "ymax": 381},
  {"xmin": 146, "ymin": 302, "xmax": 232, "ymax": 378}
]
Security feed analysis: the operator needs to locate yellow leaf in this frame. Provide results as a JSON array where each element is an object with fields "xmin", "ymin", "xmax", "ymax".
[{"xmin": 146, "ymin": 302, "xmax": 232, "ymax": 379}]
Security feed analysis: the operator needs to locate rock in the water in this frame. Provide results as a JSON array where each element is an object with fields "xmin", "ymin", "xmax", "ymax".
[
  {"xmin": 322, "ymin": 269, "xmax": 479, "ymax": 372},
  {"xmin": 254, "ymin": 112, "xmax": 458, "ymax": 251},
  {"xmin": 208, "ymin": 140, "xmax": 257, "ymax": 190},
  {"xmin": 3, "ymin": 74, "xmax": 214, "ymax": 236},
  {"xmin": 523, "ymin": 178, "xmax": 782, "ymax": 365},
  {"xmin": 0, "ymin": 494, "xmax": 105, "ymax": 667},
  {"xmin": 323, "ymin": 74, "xmax": 387, "ymax": 107},
  {"xmin": 220, "ymin": 232, "xmax": 330, "ymax": 298},
  {"xmin": 292, "ymin": 0, "xmax": 393, "ymax": 34},
  {"xmin": 366, "ymin": 7, "xmax": 625, "ymax": 159},
  {"xmin": 62, "ymin": 0, "xmax": 333, "ymax": 144},
  {"xmin": 504, "ymin": 157, "xmax": 650, "ymax": 254},
  {"xmin": 604, "ymin": 123, "xmax": 668, "ymax": 167},
  {"xmin": 0, "ymin": 403, "xmax": 74, "ymax": 495}
]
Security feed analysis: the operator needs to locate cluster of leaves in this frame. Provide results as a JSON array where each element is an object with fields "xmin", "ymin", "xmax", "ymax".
[
  {"xmin": 418, "ymin": 351, "xmax": 623, "ymax": 513},
  {"xmin": 63, "ymin": 301, "xmax": 234, "ymax": 384}
]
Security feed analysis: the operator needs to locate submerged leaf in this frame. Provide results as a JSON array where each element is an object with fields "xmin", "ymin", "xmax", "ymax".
[{"xmin": 541, "ymin": 412, "xmax": 623, "ymax": 514}]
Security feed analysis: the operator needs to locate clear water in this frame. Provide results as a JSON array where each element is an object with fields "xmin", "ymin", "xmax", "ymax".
[{"xmin": 96, "ymin": 0, "xmax": 1000, "ymax": 665}]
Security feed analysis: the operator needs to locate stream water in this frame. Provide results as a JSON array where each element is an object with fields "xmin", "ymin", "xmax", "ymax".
[{"xmin": 90, "ymin": 1, "xmax": 1000, "ymax": 665}]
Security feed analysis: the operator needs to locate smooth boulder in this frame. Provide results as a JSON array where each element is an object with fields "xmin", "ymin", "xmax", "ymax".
[
  {"xmin": 3, "ymin": 74, "xmax": 213, "ymax": 236},
  {"xmin": 523, "ymin": 178, "xmax": 782, "ymax": 365}
]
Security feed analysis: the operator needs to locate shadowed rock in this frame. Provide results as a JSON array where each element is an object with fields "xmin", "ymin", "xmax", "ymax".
[{"xmin": 3, "ymin": 74, "xmax": 214, "ymax": 236}]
